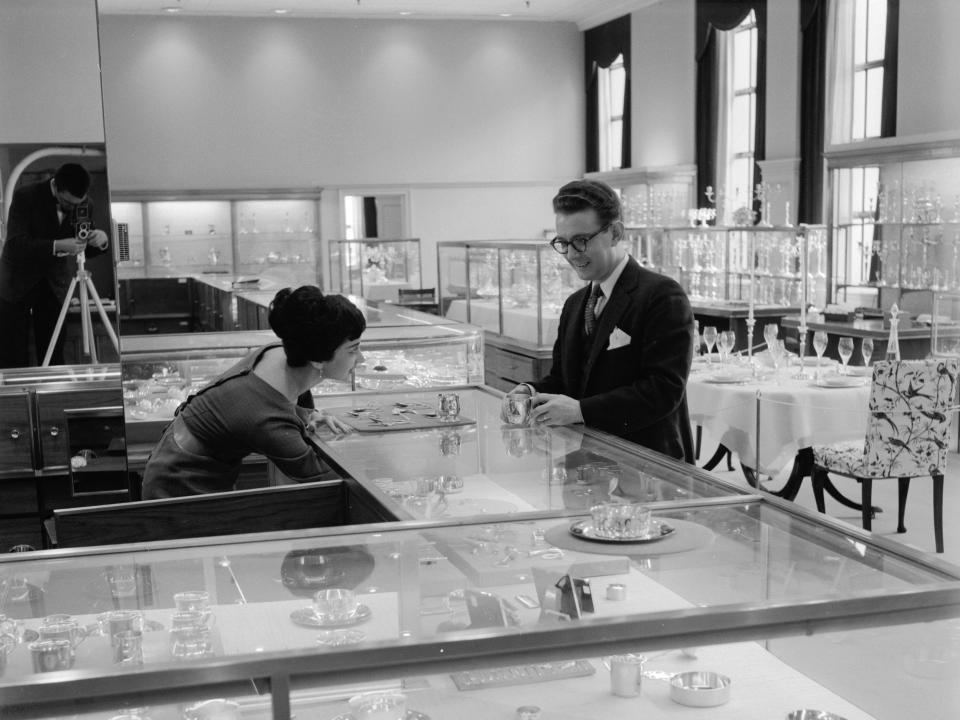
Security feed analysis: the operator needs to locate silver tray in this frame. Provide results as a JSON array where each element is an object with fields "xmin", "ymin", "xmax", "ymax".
[
  {"xmin": 569, "ymin": 519, "xmax": 675, "ymax": 544},
  {"xmin": 290, "ymin": 604, "xmax": 372, "ymax": 629},
  {"xmin": 331, "ymin": 712, "xmax": 429, "ymax": 720}
]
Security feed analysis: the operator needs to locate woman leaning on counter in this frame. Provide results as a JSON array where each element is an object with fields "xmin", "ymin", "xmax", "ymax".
[{"xmin": 141, "ymin": 286, "xmax": 365, "ymax": 499}]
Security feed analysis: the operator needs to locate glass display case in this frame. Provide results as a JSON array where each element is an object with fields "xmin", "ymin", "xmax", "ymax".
[
  {"xmin": 311, "ymin": 387, "xmax": 741, "ymax": 522},
  {"xmin": 111, "ymin": 193, "xmax": 320, "ymax": 286},
  {"xmin": 437, "ymin": 240, "xmax": 587, "ymax": 350},
  {"xmin": 328, "ymin": 238, "xmax": 422, "ymax": 302},
  {"xmin": 119, "ymin": 309, "xmax": 484, "ymax": 434},
  {"xmin": 626, "ymin": 225, "xmax": 828, "ymax": 308},
  {"xmin": 931, "ymin": 291, "xmax": 960, "ymax": 357},
  {"xmin": 1, "ymin": 492, "xmax": 959, "ymax": 719},
  {"xmin": 827, "ymin": 133, "xmax": 960, "ymax": 309}
]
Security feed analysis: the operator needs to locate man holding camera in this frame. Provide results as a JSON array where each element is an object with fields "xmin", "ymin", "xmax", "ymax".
[{"xmin": 0, "ymin": 162, "xmax": 109, "ymax": 368}]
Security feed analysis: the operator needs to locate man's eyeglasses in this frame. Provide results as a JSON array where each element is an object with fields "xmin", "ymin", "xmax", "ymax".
[{"xmin": 549, "ymin": 223, "xmax": 611, "ymax": 255}]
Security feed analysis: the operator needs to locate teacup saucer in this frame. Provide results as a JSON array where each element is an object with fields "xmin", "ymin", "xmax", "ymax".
[{"xmin": 290, "ymin": 604, "xmax": 372, "ymax": 629}]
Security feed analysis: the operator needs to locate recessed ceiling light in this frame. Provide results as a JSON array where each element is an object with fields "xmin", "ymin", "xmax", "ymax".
[
  {"xmin": 500, "ymin": 13, "xmax": 512, "ymax": 17},
  {"xmin": 273, "ymin": 8, "xmax": 290, "ymax": 14},
  {"xmin": 399, "ymin": 11, "xmax": 413, "ymax": 15},
  {"xmin": 162, "ymin": 6, "xmax": 182, "ymax": 13}
]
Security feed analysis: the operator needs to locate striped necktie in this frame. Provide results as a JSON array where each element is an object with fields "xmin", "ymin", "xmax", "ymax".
[{"xmin": 584, "ymin": 284, "xmax": 603, "ymax": 335}]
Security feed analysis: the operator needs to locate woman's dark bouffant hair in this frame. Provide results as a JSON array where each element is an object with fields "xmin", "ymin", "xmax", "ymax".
[{"xmin": 268, "ymin": 286, "xmax": 366, "ymax": 367}]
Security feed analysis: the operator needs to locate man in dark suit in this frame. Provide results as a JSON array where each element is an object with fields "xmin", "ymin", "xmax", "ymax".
[
  {"xmin": 507, "ymin": 179, "xmax": 695, "ymax": 462},
  {"xmin": 0, "ymin": 163, "xmax": 110, "ymax": 368}
]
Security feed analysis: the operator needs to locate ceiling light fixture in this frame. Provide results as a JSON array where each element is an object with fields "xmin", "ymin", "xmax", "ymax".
[
  {"xmin": 500, "ymin": 13, "xmax": 512, "ymax": 17},
  {"xmin": 162, "ymin": 6, "xmax": 182, "ymax": 13},
  {"xmin": 273, "ymin": 8, "xmax": 290, "ymax": 14}
]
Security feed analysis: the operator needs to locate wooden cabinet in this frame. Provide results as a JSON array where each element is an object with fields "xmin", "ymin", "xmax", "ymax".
[
  {"xmin": 0, "ymin": 391, "xmax": 34, "ymax": 474},
  {"xmin": 34, "ymin": 386, "xmax": 123, "ymax": 471},
  {"xmin": 118, "ymin": 277, "xmax": 193, "ymax": 334}
]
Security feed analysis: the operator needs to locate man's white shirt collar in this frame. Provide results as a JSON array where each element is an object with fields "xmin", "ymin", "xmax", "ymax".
[{"xmin": 593, "ymin": 252, "xmax": 630, "ymax": 315}]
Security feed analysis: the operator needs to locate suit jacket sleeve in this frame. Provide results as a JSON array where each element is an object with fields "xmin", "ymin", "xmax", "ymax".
[{"xmin": 530, "ymin": 289, "xmax": 582, "ymax": 395}]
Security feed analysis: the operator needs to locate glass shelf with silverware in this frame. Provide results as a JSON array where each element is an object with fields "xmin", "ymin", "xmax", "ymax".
[{"xmin": 2, "ymin": 478, "xmax": 959, "ymax": 719}]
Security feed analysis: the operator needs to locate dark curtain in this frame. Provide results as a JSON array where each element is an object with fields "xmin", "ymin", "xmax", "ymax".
[
  {"xmin": 362, "ymin": 196, "xmax": 378, "ymax": 238},
  {"xmin": 585, "ymin": 15, "xmax": 631, "ymax": 172},
  {"xmin": 798, "ymin": 0, "xmax": 828, "ymax": 224},
  {"xmin": 880, "ymin": 0, "xmax": 899, "ymax": 137},
  {"xmin": 695, "ymin": 0, "xmax": 767, "ymax": 217}
]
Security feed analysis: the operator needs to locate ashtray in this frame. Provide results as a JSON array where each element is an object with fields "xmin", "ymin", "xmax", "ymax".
[
  {"xmin": 786, "ymin": 712, "xmax": 849, "ymax": 720},
  {"xmin": 669, "ymin": 671, "xmax": 731, "ymax": 707},
  {"xmin": 290, "ymin": 604, "xmax": 372, "ymax": 629}
]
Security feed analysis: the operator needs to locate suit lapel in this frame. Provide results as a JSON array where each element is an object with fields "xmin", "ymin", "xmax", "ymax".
[{"xmin": 581, "ymin": 258, "xmax": 640, "ymax": 393}]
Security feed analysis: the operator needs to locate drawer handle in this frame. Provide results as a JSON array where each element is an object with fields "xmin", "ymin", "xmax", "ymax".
[
  {"xmin": 9, "ymin": 428, "xmax": 21, "ymax": 440},
  {"xmin": 49, "ymin": 425, "xmax": 61, "ymax": 438}
]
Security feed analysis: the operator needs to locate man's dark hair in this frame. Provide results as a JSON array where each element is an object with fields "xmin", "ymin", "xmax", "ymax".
[
  {"xmin": 54, "ymin": 163, "xmax": 92, "ymax": 198},
  {"xmin": 552, "ymin": 179, "xmax": 622, "ymax": 226}
]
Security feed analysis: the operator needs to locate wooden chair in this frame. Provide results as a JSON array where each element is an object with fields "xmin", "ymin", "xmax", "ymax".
[
  {"xmin": 811, "ymin": 359, "xmax": 960, "ymax": 553},
  {"xmin": 52, "ymin": 480, "xmax": 346, "ymax": 548}
]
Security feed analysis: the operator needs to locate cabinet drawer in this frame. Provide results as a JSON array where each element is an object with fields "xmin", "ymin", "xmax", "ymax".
[
  {"xmin": 35, "ymin": 387, "xmax": 123, "ymax": 469},
  {"xmin": 485, "ymin": 345, "xmax": 538, "ymax": 380},
  {"xmin": 0, "ymin": 392, "xmax": 34, "ymax": 472},
  {"xmin": 0, "ymin": 475, "xmax": 39, "ymax": 515},
  {"xmin": 0, "ymin": 517, "xmax": 43, "ymax": 552}
]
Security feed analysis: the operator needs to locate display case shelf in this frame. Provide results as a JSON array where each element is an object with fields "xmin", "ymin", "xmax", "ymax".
[
  {"xmin": 826, "ymin": 133, "xmax": 960, "ymax": 310},
  {"xmin": 110, "ymin": 192, "xmax": 321, "ymax": 286}
]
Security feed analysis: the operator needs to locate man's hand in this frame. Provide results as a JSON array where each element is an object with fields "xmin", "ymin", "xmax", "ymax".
[
  {"xmin": 53, "ymin": 238, "xmax": 86, "ymax": 256},
  {"xmin": 87, "ymin": 229, "xmax": 109, "ymax": 251},
  {"xmin": 529, "ymin": 392, "xmax": 583, "ymax": 426}
]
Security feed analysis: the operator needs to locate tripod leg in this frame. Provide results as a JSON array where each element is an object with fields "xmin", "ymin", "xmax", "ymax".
[
  {"xmin": 42, "ymin": 276, "xmax": 80, "ymax": 366},
  {"xmin": 84, "ymin": 275, "xmax": 120, "ymax": 356},
  {"xmin": 79, "ymin": 271, "xmax": 98, "ymax": 364}
]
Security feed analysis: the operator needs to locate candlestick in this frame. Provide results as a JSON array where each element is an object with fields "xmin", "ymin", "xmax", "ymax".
[{"xmin": 792, "ymin": 227, "xmax": 811, "ymax": 379}]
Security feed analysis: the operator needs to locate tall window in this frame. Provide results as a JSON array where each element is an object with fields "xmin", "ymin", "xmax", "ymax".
[
  {"xmin": 717, "ymin": 12, "xmax": 758, "ymax": 219},
  {"xmin": 829, "ymin": 0, "xmax": 898, "ymax": 143},
  {"xmin": 598, "ymin": 55, "xmax": 626, "ymax": 171},
  {"xmin": 584, "ymin": 15, "xmax": 631, "ymax": 173}
]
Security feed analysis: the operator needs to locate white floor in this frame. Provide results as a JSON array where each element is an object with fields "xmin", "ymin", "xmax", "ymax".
[{"xmin": 697, "ymin": 425, "xmax": 960, "ymax": 569}]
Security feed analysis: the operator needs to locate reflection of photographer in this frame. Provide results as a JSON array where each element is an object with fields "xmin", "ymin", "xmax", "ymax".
[{"xmin": 0, "ymin": 163, "xmax": 109, "ymax": 368}]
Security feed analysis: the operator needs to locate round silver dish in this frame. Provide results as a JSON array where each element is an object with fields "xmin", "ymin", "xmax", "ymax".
[
  {"xmin": 669, "ymin": 671, "xmax": 731, "ymax": 707},
  {"xmin": 786, "ymin": 711, "xmax": 849, "ymax": 720}
]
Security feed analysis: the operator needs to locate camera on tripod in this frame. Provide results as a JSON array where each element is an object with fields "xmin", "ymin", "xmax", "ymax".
[{"xmin": 72, "ymin": 203, "xmax": 95, "ymax": 243}]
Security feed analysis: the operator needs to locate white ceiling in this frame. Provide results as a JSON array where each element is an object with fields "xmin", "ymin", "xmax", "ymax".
[{"xmin": 96, "ymin": 0, "xmax": 661, "ymax": 30}]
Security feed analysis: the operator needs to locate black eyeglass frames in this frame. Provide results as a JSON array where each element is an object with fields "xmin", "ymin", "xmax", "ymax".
[{"xmin": 549, "ymin": 223, "xmax": 611, "ymax": 255}]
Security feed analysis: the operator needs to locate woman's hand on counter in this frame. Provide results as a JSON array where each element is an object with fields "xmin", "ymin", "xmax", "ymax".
[{"xmin": 306, "ymin": 410, "xmax": 355, "ymax": 436}]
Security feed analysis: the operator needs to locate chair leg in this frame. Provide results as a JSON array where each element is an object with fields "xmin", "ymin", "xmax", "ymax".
[
  {"xmin": 897, "ymin": 477, "xmax": 910, "ymax": 534},
  {"xmin": 695, "ymin": 425, "xmax": 702, "ymax": 460},
  {"xmin": 933, "ymin": 473, "xmax": 945, "ymax": 554},
  {"xmin": 811, "ymin": 467, "xmax": 828, "ymax": 513},
  {"xmin": 860, "ymin": 479, "xmax": 873, "ymax": 531}
]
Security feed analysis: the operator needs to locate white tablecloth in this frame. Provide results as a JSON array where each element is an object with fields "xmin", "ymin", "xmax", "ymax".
[
  {"xmin": 687, "ymin": 361, "xmax": 871, "ymax": 473},
  {"xmin": 446, "ymin": 299, "xmax": 559, "ymax": 346}
]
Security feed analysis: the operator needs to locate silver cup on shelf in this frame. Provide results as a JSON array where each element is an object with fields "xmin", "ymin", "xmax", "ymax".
[
  {"xmin": 437, "ymin": 392, "xmax": 461, "ymax": 422},
  {"xmin": 30, "ymin": 639, "xmax": 74, "ymax": 672}
]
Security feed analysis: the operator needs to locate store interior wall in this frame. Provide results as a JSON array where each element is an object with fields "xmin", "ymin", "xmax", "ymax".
[{"xmin": 97, "ymin": 14, "xmax": 583, "ymax": 291}]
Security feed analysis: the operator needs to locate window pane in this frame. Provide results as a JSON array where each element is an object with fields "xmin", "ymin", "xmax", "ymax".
[
  {"xmin": 748, "ymin": 28, "xmax": 757, "ymax": 87},
  {"xmin": 865, "ymin": 67, "xmax": 884, "ymax": 137},
  {"xmin": 867, "ymin": 0, "xmax": 887, "ymax": 63},
  {"xmin": 608, "ymin": 119, "xmax": 623, "ymax": 170},
  {"xmin": 854, "ymin": 0, "xmax": 868, "ymax": 64},
  {"xmin": 731, "ymin": 94, "xmax": 752, "ymax": 154},
  {"xmin": 864, "ymin": 166, "xmax": 880, "ymax": 216},
  {"xmin": 610, "ymin": 63, "xmax": 625, "ymax": 117},
  {"xmin": 733, "ymin": 30, "xmax": 752, "ymax": 90},
  {"xmin": 852, "ymin": 167, "xmax": 865, "ymax": 214},
  {"xmin": 852, "ymin": 70, "xmax": 867, "ymax": 140},
  {"xmin": 731, "ymin": 157, "xmax": 753, "ymax": 208}
]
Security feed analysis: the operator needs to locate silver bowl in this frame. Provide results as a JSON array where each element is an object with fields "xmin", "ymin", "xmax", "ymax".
[
  {"xmin": 786, "ymin": 711, "xmax": 849, "ymax": 720},
  {"xmin": 669, "ymin": 670, "xmax": 731, "ymax": 707}
]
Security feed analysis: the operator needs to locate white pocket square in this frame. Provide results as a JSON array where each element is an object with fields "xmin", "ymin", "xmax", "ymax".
[{"xmin": 607, "ymin": 327, "xmax": 631, "ymax": 350}]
